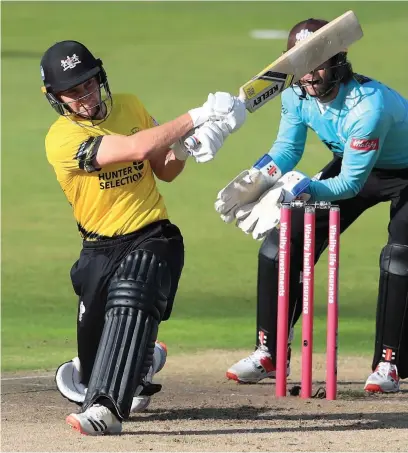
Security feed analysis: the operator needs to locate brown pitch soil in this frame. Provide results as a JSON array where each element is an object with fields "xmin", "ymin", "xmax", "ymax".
[{"xmin": 2, "ymin": 351, "xmax": 407, "ymax": 452}]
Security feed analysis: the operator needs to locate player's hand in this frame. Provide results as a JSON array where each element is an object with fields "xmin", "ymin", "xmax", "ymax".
[
  {"xmin": 214, "ymin": 155, "xmax": 282, "ymax": 223},
  {"xmin": 235, "ymin": 171, "xmax": 311, "ymax": 240},
  {"xmin": 171, "ymin": 129, "xmax": 196, "ymax": 161},
  {"xmin": 186, "ymin": 120, "xmax": 230, "ymax": 163},
  {"xmin": 206, "ymin": 92, "xmax": 246, "ymax": 133},
  {"xmin": 188, "ymin": 92, "xmax": 247, "ymax": 130}
]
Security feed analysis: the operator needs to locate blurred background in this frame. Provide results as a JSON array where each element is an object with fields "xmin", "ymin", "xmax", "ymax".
[{"xmin": 2, "ymin": 1, "xmax": 408, "ymax": 371}]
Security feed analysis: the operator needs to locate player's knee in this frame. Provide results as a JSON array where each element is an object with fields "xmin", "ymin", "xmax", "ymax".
[
  {"xmin": 107, "ymin": 249, "xmax": 171, "ymax": 321},
  {"xmin": 380, "ymin": 244, "xmax": 408, "ymax": 276},
  {"xmin": 259, "ymin": 229, "xmax": 280, "ymax": 263}
]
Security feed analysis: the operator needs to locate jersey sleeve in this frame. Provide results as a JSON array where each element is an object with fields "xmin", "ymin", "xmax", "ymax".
[
  {"xmin": 307, "ymin": 110, "xmax": 392, "ymax": 201},
  {"xmin": 45, "ymin": 126, "xmax": 102, "ymax": 177},
  {"xmin": 267, "ymin": 90, "xmax": 308, "ymax": 173},
  {"xmin": 145, "ymin": 113, "xmax": 160, "ymax": 129}
]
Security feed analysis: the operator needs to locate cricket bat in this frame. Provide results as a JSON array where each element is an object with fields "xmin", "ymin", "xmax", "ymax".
[{"xmin": 185, "ymin": 10, "xmax": 363, "ymax": 150}]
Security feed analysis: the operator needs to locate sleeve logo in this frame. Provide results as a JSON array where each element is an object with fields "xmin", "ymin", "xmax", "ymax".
[
  {"xmin": 350, "ymin": 138, "xmax": 379, "ymax": 152},
  {"xmin": 267, "ymin": 165, "xmax": 278, "ymax": 176}
]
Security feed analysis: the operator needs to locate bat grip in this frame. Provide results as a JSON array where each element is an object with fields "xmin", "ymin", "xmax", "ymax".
[
  {"xmin": 184, "ymin": 134, "xmax": 200, "ymax": 151},
  {"xmin": 238, "ymin": 88, "xmax": 246, "ymax": 102}
]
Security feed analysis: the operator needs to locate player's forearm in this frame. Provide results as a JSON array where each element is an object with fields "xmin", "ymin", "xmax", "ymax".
[
  {"xmin": 130, "ymin": 113, "xmax": 194, "ymax": 160},
  {"xmin": 307, "ymin": 176, "xmax": 357, "ymax": 201},
  {"xmin": 95, "ymin": 113, "xmax": 194, "ymax": 167},
  {"xmin": 308, "ymin": 138, "xmax": 382, "ymax": 201},
  {"xmin": 267, "ymin": 142, "xmax": 304, "ymax": 174},
  {"xmin": 267, "ymin": 110, "xmax": 307, "ymax": 173},
  {"xmin": 151, "ymin": 150, "xmax": 186, "ymax": 182}
]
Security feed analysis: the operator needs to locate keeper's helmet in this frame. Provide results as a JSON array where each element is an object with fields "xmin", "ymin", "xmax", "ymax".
[
  {"xmin": 40, "ymin": 40, "xmax": 112, "ymax": 119},
  {"xmin": 287, "ymin": 18, "xmax": 353, "ymax": 98}
]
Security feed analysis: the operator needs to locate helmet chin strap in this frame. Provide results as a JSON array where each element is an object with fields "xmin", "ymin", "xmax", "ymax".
[
  {"xmin": 47, "ymin": 74, "xmax": 113, "ymax": 129},
  {"xmin": 298, "ymin": 67, "xmax": 340, "ymax": 101},
  {"xmin": 311, "ymin": 81, "xmax": 338, "ymax": 101},
  {"xmin": 76, "ymin": 102, "xmax": 104, "ymax": 121},
  {"xmin": 67, "ymin": 86, "xmax": 112, "ymax": 127}
]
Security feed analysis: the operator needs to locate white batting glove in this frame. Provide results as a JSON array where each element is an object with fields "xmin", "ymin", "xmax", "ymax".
[
  {"xmin": 188, "ymin": 92, "xmax": 247, "ymax": 130},
  {"xmin": 171, "ymin": 139, "xmax": 189, "ymax": 161},
  {"xmin": 170, "ymin": 129, "xmax": 197, "ymax": 161},
  {"xmin": 214, "ymin": 154, "xmax": 282, "ymax": 223},
  {"xmin": 210, "ymin": 92, "xmax": 246, "ymax": 133},
  {"xmin": 236, "ymin": 170, "xmax": 311, "ymax": 240},
  {"xmin": 186, "ymin": 120, "xmax": 230, "ymax": 163}
]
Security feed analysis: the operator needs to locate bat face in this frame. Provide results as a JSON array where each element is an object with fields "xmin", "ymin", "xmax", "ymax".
[
  {"xmin": 184, "ymin": 10, "xmax": 363, "ymax": 151},
  {"xmin": 239, "ymin": 10, "xmax": 363, "ymax": 113}
]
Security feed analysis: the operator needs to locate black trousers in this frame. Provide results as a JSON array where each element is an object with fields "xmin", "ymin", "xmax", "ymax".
[
  {"xmin": 257, "ymin": 156, "xmax": 408, "ymax": 375},
  {"xmin": 70, "ymin": 220, "xmax": 184, "ymax": 385}
]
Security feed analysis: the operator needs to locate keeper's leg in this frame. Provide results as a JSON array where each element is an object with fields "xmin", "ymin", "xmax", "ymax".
[
  {"xmin": 367, "ymin": 195, "xmax": 408, "ymax": 392},
  {"xmin": 256, "ymin": 191, "xmax": 375, "ymax": 361},
  {"xmin": 255, "ymin": 157, "xmax": 344, "ymax": 359},
  {"xmin": 226, "ymin": 159, "xmax": 378, "ymax": 384}
]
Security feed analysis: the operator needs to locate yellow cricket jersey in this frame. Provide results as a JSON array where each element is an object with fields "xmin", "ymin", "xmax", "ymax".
[{"xmin": 45, "ymin": 93, "xmax": 168, "ymax": 240}]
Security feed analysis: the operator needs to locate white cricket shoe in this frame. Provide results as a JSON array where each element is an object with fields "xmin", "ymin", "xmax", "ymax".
[
  {"xmin": 226, "ymin": 345, "xmax": 290, "ymax": 383},
  {"xmin": 131, "ymin": 341, "xmax": 167, "ymax": 412},
  {"xmin": 364, "ymin": 361, "xmax": 400, "ymax": 393},
  {"xmin": 56, "ymin": 341, "xmax": 168, "ymax": 413},
  {"xmin": 66, "ymin": 404, "xmax": 122, "ymax": 436}
]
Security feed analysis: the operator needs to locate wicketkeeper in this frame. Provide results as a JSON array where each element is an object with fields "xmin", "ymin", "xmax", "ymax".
[
  {"xmin": 41, "ymin": 40, "xmax": 246, "ymax": 435},
  {"xmin": 214, "ymin": 18, "xmax": 408, "ymax": 393}
]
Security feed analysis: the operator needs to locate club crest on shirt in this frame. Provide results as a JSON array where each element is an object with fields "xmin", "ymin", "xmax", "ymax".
[{"xmin": 129, "ymin": 126, "xmax": 141, "ymax": 135}]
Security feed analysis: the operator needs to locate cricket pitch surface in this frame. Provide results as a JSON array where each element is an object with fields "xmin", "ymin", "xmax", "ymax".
[{"xmin": 2, "ymin": 351, "xmax": 407, "ymax": 452}]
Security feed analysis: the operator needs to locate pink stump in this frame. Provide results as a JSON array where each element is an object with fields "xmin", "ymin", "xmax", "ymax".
[
  {"xmin": 276, "ymin": 204, "xmax": 292, "ymax": 398},
  {"xmin": 326, "ymin": 206, "xmax": 340, "ymax": 400},
  {"xmin": 301, "ymin": 206, "xmax": 315, "ymax": 399}
]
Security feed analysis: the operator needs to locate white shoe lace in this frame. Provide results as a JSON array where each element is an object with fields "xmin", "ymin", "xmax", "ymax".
[
  {"xmin": 246, "ymin": 345, "xmax": 271, "ymax": 364},
  {"xmin": 87, "ymin": 404, "xmax": 113, "ymax": 419},
  {"xmin": 376, "ymin": 361, "xmax": 396, "ymax": 379}
]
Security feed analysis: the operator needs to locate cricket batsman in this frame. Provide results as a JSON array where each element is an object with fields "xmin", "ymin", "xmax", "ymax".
[
  {"xmin": 215, "ymin": 18, "xmax": 408, "ymax": 393},
  {"xmin": 40, "ymin": 40, "xmax": 246, "ymax": 435}
]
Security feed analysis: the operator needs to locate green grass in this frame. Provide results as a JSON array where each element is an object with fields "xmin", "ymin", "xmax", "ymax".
[{"xmin": 2, "ymin": 1, "xmax": 408, "ymax": 371}]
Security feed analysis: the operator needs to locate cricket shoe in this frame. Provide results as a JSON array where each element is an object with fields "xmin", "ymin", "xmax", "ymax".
[
  {"xmin": 364, "ymin": 361, "xmax": 400, "ymax": 393},
  {"xmin": 130, "ymin": 341, "xmax": 168, "ymax": 412},
  {"xmin": 226, "ymin": 345, "xmax": 291, "ymax": 383},
  {"xmin": 66, "ymin": 403, "xmax": 122, "ymax": 436},
  {"xmin": 56, "ymin": 341, "xmax": 168, "ymax": 413}
]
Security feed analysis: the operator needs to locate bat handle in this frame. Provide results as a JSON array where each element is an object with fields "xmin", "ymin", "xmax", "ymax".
[
  {"xmin": 238, "ymin": 88, "xmax": 246, "ymax": 102},
  {"xmin": 184, "ymin": 134, "xmax": 201, "ymax": 151}
]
